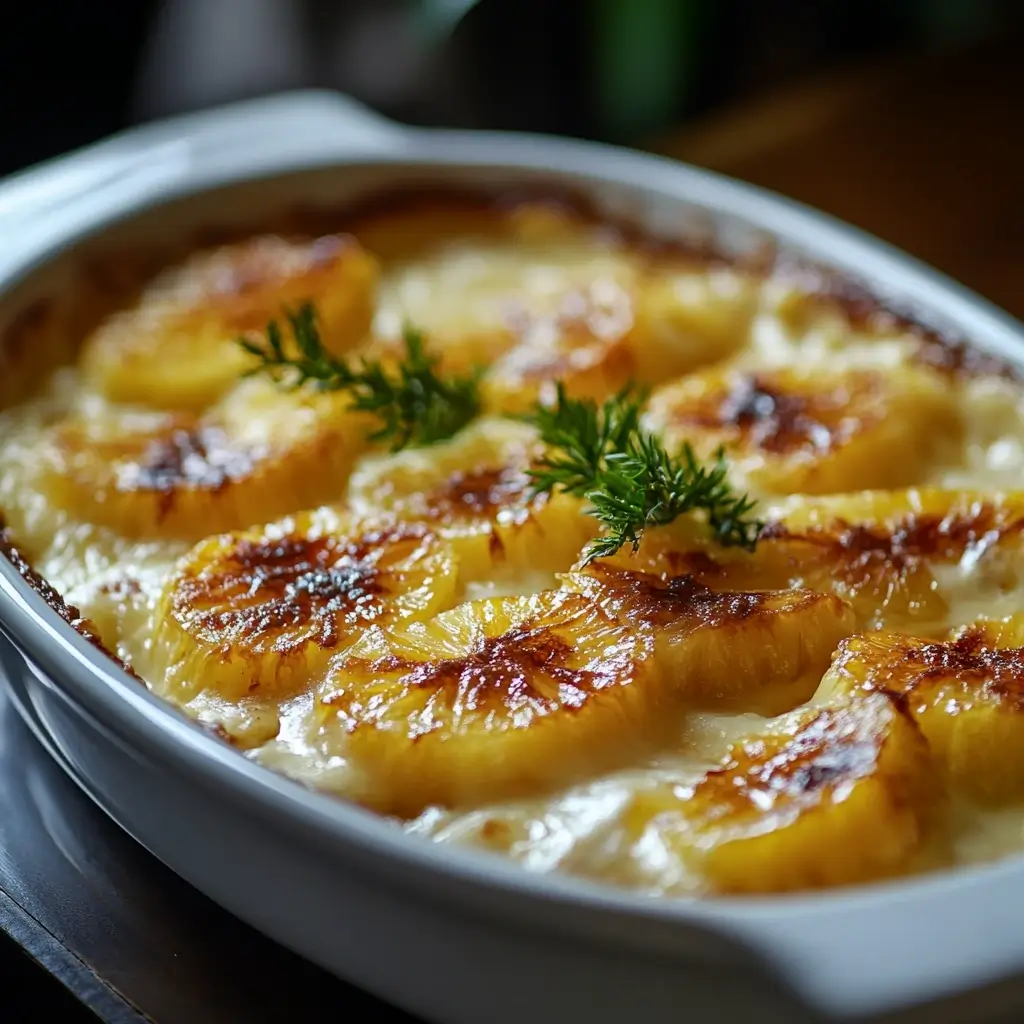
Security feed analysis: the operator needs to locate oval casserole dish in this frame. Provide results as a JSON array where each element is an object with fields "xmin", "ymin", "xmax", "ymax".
[{"xmin": 3, "ymin": 91, "xmax": 1024, "ymax": 1023}]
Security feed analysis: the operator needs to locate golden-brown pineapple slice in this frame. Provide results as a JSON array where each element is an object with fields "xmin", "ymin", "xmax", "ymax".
[
  {"xmin": 370, "ymin": 206, "xmax": 755, "ymax": 404},
  {"xmin": 80, "ymin": 234, "xmax": 378, "ymax": 410},
  {"xmin": 347, "ymin": 417, "xmax": 596, "ymax": 583},
  {"xmin": 597, "ymin": 488, "xmax": 1024, "ymax": 634},
  {"xmin": 564, "ymin": 562, "xmax": 855, "ymax": 715},
  {"xmin": 628, "ymin": 263, "xmax": 760, "ymax": 380},
  {"xmin": 315, "ymin": 591, "xmax": 665, "ymax": 815},
  {"xmin": 153, "ymin": 514, "xmax": 458, "ymax": 703},
  {"xmin": 370, "ymin": 218, "xmax": 642, "ymax": 378},
  {"xmin": 819, "ymin": 616, "xmax": 1024, "ymax": 805},
  {"xmin": 479, "ymin": 267, "xmax": 754, "ymax": 413},
  {"xmin": 315, "ymin": 574, "xmax": 854, "ymax": 816},
  {"xmin": 480, "ymin": 277, "xmax": 640, "ymax": 413},
  {"xmin": 478, "ymin": 262, "xmax": 760, "ymax": 413},
  {"xmin": 751, "ymin": 276, "xmax": 925, "ymax": 372},
  {"xmin": 40, "ymin": 377, "xmax": 373, "ymax": 540},
  {"xmin": 624, "ymin": 692, "xmax": 937, "ymax": 893},
  {"xmin": 644, "ymin": 364, "xmax": 962, "ymax": 495}
]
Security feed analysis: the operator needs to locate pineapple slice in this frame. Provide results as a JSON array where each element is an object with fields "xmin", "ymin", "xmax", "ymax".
[
  {"xmin": 80, "ymin": 234, "xmax": 378, "ymax": 411},
  {"xmin": 347, "ymin": 416, "xmax": 596, "ymax": 583},
  {"xmin": 315, "ymin": 590, "xmax": 664, "ymax": 815},
  {"xmin": 316, "ymin": 573, "xmax": 854, "ymax": 814},
  {"xmin": 624, "ymin": 692, "xmax": 938, "ymax": 893},
  {"xmin": 595, "ymin": 488, "xmax": 1024, "ymax": 634},
  {"xmin": 564, "ymin": 562, "xmax": 855, "ymax": 715},
  {"xmin": 627, "ymin": 262, "xmax": 760, "ymax": 380},
  {"xmin": 819, "ymin": 615, "xmax": 1024, "ymax": 805},
  {"xmin": 370, "ymin": 223, "xmax": 643, "ymax": 378},
  {"xmin": 644, "ymin": 364, "xmax": 962, "ymax": 495},
  {"xmin": 479, "ymin": 264, "xmax": 759, "ymax": 414},
  {"xmin": 152, "ymin": 512, "xmax": 458, "ymax": 703},
  {"xmin": 480, "ymin": 277, "xmax": 640, "ymax": 414},
  {"xmin": 371, "ymin": 213, "xmax": 757, "ymax": 410},
  {"xmin": 40, "ymin": 377, "xmax": 374, "ymax": 540}
]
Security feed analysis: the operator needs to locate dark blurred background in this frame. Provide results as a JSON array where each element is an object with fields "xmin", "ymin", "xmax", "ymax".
[{"xmin": 2, "ymin": 0, "xmax": 1024, "ymax": 312}]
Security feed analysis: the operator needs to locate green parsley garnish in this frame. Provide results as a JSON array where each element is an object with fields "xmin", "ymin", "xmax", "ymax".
[
  {"xmin": 239, "ymin": 302, "xmax": 482, "ymax": 452},
  {"xmin": 525, "ymin": 384, "xmax": 763, "ymax": 564}
]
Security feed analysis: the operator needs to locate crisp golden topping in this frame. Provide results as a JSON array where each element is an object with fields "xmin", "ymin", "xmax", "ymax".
[
  {"xmin": 671, "ymin": 370, "xmax": 885, "ymax": 456},
  {"xmin": 327, "ymin": 593, "xmax": 642, "ymax": 723},
  {"xmin": 39, "ymin": 380, "xmax": 372, "ymax": 540},
  {"xmin": 113, "ymin": 425, "xmax": 260, "ymax": 496},
  {"xmin": 570, "ymin": 563, "xmax": 768, "ymax": 628},
  {"xmin": 820, "ymin": 618, "xmax": 1024, "ymax": 804},
  {"xmin": 154, "ymin": 516, "xmax": 458, "ymax": 701},
  {"xmin": 603, "ymin": 490, "xmax": 1024, "ymax": 633},
  {"xmin": 172, "ymin": 528, "xmax": 408, "ymax": 653},
  {"xmin": 317, "ymin": 591, "xmax": 664, "ymax": 815},
  {"xmin": 420, "ymin": 464, "xmax": 540, "ymax": 526},
  {"xmin": 646, "ymin": 364, "xmax": 962, "ymax": 495},
  {"xmin": 566, "ymin": 562, "xmax": 856, "ymax": 715},
  {"xmin": 625, "ymin": 692, "xmax": 937, "ymax": 893},
  {"xmin": 79, "ymin": 233, "xmax": 379, "ymax": 410}
]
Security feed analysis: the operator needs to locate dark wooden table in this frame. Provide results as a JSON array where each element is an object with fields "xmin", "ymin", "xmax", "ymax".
[{"xmin": 0, "ymin": 680, "xmax": 415, "ymax": 1022}]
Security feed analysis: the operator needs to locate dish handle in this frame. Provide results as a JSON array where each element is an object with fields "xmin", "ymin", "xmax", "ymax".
[{"xmin": 0, "ymin": 90, "xmax": 407, "ymax": 237}]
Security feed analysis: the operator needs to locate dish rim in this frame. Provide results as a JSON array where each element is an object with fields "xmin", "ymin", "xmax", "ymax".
[{"xmin": 2, "ymin": 89, "xmax": 1024, "ymax": 1017}]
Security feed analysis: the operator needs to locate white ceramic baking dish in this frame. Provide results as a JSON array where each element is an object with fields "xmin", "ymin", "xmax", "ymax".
[{"xmin": 2, "ymin": 90, "xmax": 1024, "ymax": 1024}]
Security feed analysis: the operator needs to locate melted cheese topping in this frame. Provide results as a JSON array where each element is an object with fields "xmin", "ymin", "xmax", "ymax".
[{"xmin": 4, "ymin": 196, "xmax": 1024, "ymax": 897}]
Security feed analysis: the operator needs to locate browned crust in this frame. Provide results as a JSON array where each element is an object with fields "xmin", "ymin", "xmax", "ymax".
[
  {"xmin": 667, "ymin": 370, "xmax": 885, "ymax": 457},
  {"xmin": 420, "ymin": 464, "xmax": 541, "ymax": 526},
  {"xmin": 118, "ymin": 426, "xmax": 261, "ymax": 500},
  {"xmin": 171, "ymin": 521, "xmax": 435, "ymax": 654},
  {"xmin": 0, "ymin": 515, "xmax": 142, "ymax": 681},
  {"xmin": 840, "ymin": 629, "xmax": 1024, "ymax": 711},
  {"xmin": 690, "ymin": 694, "xmax": 910, "ymax": 823},
  {"xmin": 771, "ymin": 256, "xmax": 1021, "ymax": 382},
  {"xmin": 325, "ymin": 593, "xmax": 644, "ymax": 725},
  {"xmin": 580, "ymin": 563, "xmax": 770, "ymax": 627},
  {"xmin": 760, "ymin": 502, "xmax": 1024, "ymax": 564}
]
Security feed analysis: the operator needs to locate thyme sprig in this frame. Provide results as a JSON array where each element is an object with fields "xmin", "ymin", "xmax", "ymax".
[
  {"xmin": 239, "ymin": 302, "xmax": 481, "ymax": 452},
  {"xmin": 525, "ymin": 384, "xmax": 763, "ymax": 564},
  {"xmin": 242, "ymin": 303, "xmax": 763, "ymax": 558}
]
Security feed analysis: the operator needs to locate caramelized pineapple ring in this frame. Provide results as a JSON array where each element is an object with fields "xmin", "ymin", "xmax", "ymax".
[
  {"xmin": 316, "ymin": 591, "xmax": 665, "ymax": 815},
  {"xmin": 645, "ymin": 364, "xmax": 961, "ymax": 495},
  {"xmin": 819, "ymin": 616, "xmax": 1024, "ymax": 805},
  {"xmin": 41, "ymin": 378, "xmax": 374, "ymax": 540},
  {"xmin": 625, "ymin": 693, "xmax": 937, "ymax": 894},
  {"xmin": 565, "ymin": 563, "xmax": 855, "ymax": 715},
  {"xmin": 628, "ymin": 263, "xmax": 760, "ymax": 380},
  {"xmin": 480, "ymin": 264, "xmax": 759, "ymax": 414},
  {"xmin": 348, "ymin": 417, "xmax": 597, "ymax": 582},
  {"xmin": 80, "ymin": 234, "xmax": 378, "ymax": 410},
  {"xmin": 154, "ymin": 515, "xmax": 458, "ymax": 703},
  {"xmin": 598, "ymin": 489, "xmax": 1024, "ymax": 633},
  {"xmin": 370, "ymin": 215, "xmax": 644, "ymax": 377},
  {"xmin": 480, "ymin": 277, "xmax": 640, "ymax": 413}
]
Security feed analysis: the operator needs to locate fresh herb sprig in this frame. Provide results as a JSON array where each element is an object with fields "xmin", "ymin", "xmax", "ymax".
[
  {"xmin": 525, "ymin": 384, "xmax": 763, "ymax": 564},
  {"xmin": 243, "ymin": 302, "xmax": 763, "ymax": 558},
  {"xmin": 239, "ymin": 302, "xmax": 481, "ymax": 452}
]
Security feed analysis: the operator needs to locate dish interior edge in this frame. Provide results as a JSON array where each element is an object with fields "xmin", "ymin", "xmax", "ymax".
[{"xmin": 3, "ymin": 183, "xmax": 1024, "ymax": 899}]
